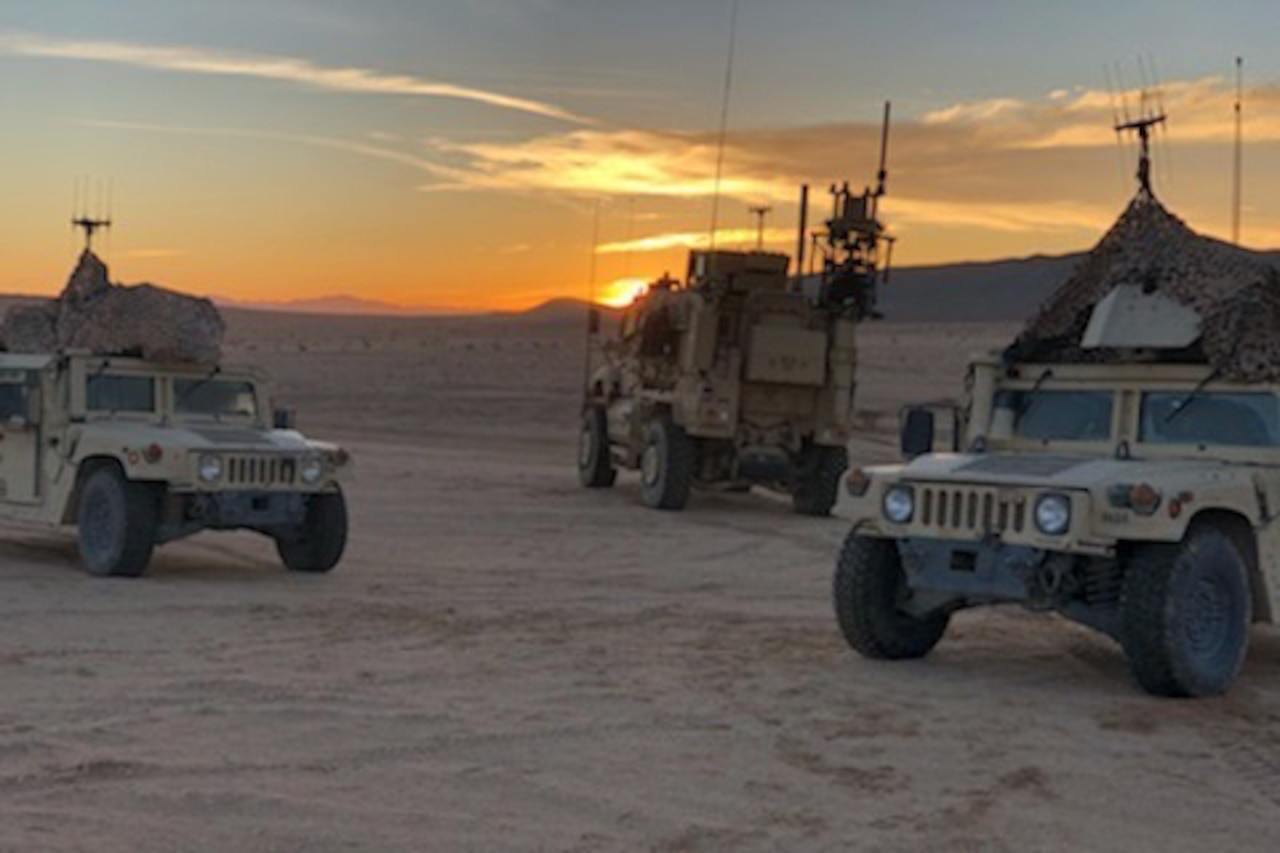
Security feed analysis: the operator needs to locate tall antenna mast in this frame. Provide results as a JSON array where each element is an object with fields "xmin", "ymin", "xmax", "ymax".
[
  {"xmin": 1233, "ymin": 56, "xmax": 1244, "ymax": 245},
  {"xmin": 707, "ymin": 0, "xmax": 741, "ymax": 252}
]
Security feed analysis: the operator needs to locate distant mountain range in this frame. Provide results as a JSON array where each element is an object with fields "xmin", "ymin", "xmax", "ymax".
[{"xmin": 14, "ymin": 248, "xmax": 1280, "ymax": 324}]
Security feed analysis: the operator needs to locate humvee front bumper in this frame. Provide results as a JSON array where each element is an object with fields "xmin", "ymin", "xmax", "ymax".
[
  {"xmin": 157, "ymin": 490, "xmax": 312, "ymax": 543},
  {"xmin": 893, "ymin": 536, "xmax": 1122, "ymax": 638}
]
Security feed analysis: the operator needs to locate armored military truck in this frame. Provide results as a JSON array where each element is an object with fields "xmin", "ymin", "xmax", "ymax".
[
  {"xmin": 578, "ymin": 108, "xmax": 894, "ymax": 513},
  {"xmin": 0, "ymin": 353, "xmax": 349, "ymax": 577},
  {"xmin": 579, "ymin": 246, "xmax": 866, "ymax": 514}
]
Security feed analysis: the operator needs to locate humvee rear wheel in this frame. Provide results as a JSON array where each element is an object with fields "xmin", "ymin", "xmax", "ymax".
[
  {"xmin": 834, "ymin": 533, "xmax": 949, "ymax": 659},
  {"xmin": 578, "ymin": 405, "xmax": 616, "ymax": 488},
  {"xmin": 792, "ymin": 445, "xmax": 848, "ymax": 517},
  {"xmin": 77, "ymin": 467, "xmax": 158, "ymax": 578},
  {"xmin": 1120, "ymin": 526, "xmax": 1251, "ymax": 697},
  {"xmin": 639, "ymin": 418, "xmax": 694, "ymax": 510},
  {"xmin": 276, "ymin": 489, "xmax": 348, "ymax": 574}
]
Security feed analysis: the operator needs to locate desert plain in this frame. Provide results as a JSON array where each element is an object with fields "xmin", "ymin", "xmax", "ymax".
[{"xmin": 2, "ymin": 308, "xmax": 1279, "ymax": 851}]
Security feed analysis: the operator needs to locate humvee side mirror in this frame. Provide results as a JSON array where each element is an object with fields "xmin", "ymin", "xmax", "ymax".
[
  {"xmin": 273, "ymin": 407, "xmax": 297, "ymax": 430},
  {"xmin": 587, "ymin": 307, "xmax": 601, "ymax": 335},
  {"xmin": 900, "ymin": 407, "xmax": 935, "ymax": 460}
]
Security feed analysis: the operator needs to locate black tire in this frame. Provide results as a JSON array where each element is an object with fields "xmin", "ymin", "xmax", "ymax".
[
  {"xmin": 834, "ymin": 533, "xmax": 949, "ymax": 659},
  {"xmin": 276, "ymin": 489, "xmax": 348, "ymax": 574},
  {"xmin": 578, "ymin": 405, "xmax": 616, "ymax": 488},
  {"xmin": 792, "ymin": 445, "xmax": 849, "ymax": 517},
  {"xmin": 1120, "ymin": 526, "xmax": 1252, "ymax": 697},
  {"xmin": 638, "ymin": 417, "xmax": 695, "ymax": 510},
  {"xmin": 76, "ymin": 466, "xmax": 158, "ymax": 578}
]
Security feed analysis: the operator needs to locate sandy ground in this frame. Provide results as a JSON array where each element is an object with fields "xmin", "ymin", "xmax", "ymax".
[{"xmin": 3, "ymin": 316, "xmax": 1280, "ymax": 851}]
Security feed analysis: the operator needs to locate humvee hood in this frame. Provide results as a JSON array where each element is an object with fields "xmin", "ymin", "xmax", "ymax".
[
  {"xmin": 80, "ymin": 421, "xmax": 321, "ymax": 452},
  {"xmin": 889, "ymin": 452, "xmax": 1233, "ymax": 490}
]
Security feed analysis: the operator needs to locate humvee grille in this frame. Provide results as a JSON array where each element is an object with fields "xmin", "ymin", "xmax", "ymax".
[
  {"xmin": 225, "ymin": 455, "xmax": 297, "ymax": 487},
  {"xmin": 918, "ymin": 486, "xmax": 1027, "ymax": 535}
]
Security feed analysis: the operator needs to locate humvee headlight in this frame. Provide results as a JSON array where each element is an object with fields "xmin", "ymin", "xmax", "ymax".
[
  {"xmin": 198, "ymin": 454, "xmax": 223, "ymax": 483},
  {"xmin": 882, "ymin": 485, "xmax": 915, "ymax": 524},
  {"xmin": 300, "ymin": 456, "xmax": 324, "ymax": 485},
  {"xmin": 1034, "ymin": 493, "xmax": 1071, "ymax": 536}
]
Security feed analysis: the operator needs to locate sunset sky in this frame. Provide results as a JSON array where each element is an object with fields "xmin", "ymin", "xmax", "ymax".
[{"xmin": 2, "ymin": 0, "xmax": 1279, "ymax": 311}]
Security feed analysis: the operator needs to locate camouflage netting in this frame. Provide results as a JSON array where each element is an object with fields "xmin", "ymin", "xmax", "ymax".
[
  {"xmin": 1007, "ymin": 192, "xmax": 1280, "ymax": 381},
  {"xmin": 0, "ymin": 251, "xmax": 224, "ymax": 363}
]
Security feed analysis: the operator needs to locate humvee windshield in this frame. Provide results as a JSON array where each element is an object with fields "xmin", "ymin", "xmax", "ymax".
[
  {"xmin": 1140, "ymin": 391, "xmax": 1280, "ymax": 447},
  {"xmin": 174, "ymin": 378, "xmax": 258, "ymax": 419},
  {"xmin": 1009, "ymin": 390, "xmax": 1114, "ymax": 442},
  {"xmin": 87, "ymin": 375, "xmax": 155, "ymax": 413}
]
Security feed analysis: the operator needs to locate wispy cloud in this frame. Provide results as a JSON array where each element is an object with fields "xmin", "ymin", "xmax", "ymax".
[
  {"xmin": 0, "ymin": 30, "xmax": 592, "ymax": 124},
  {"xmin": 424, "ymin": 129, "xmax": 788, "ymax": 199},
  {"xmin": 597, "ymin": 227, "xmax": 795, "ymax": 254},
  {"xmin": 72, "ymin": 117, "xmax": 473, "ymax": 187}
]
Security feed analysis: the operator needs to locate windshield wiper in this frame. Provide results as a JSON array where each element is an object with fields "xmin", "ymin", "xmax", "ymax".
[
  {"xmin": 1164, "ymin": 368, "xmax": 1222, "ymax": 425},
  {"xmin": 176, "ymin": 365, "xmax": 221, "ymax": 409},
  {"xmin": 1017, "ymin": 368, "xmax": 1054, "ymax": 415}
]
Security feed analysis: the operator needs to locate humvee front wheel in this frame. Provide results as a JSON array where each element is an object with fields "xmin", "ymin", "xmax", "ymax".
[
  {"xmin": 639, "ymin": 418, "xmax": 694, "ymax": 510},
  {"xmin": 792, "ymin": 445, "xmax": 848, "ymax": 517},
  {"xmin": 76, "ymin": 466, "xmax": 158, "ymax": 578},
  {"xmin": 578, "ymin": 405, "xmax": 616, "ymax": 488},
  {"xmin": 834, "ymin": 533, "xmax": 949, "ymax": 659},
  {"xmin": 1120, "ymin": 526, "xmax": 1251, "ymax": 697},
  {"xmin": 276, "ymin": 490, "xmax": 348, "ymax": 574}
]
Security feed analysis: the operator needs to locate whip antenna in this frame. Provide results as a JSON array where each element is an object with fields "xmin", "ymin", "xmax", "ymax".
[
  {"xmin": 707, "ymin": 0, "xmax": 741, "ymax": 252},
  {"xmin": 1233, "ymin": 56, "xmax": 1244, "ymax": 245}
]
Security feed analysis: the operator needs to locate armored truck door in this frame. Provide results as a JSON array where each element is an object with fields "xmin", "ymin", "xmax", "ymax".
[{"xmin": 0, "ymin": 370, "xmax": 40, "ymax": 504}]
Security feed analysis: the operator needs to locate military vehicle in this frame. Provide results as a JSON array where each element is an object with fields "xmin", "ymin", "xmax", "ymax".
[
  {"xmin": 832, "ymin": 120, "xmax": 1280, "ymax": 696},
  {"xmin": 578, "ymin": 106, "xmax": 894, "ymax": 514},
  {"xmin": 0, "ymin": 353, "xmax": 350, "ymax": 577}
]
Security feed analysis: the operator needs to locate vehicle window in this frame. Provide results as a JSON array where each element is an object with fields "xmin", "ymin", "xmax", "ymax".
[
  {"xmin": 87, "ymin": 375, "xmax": 155, "ymax": 413},
  {"xmin": 174, "ymin": 379, "xmax": 258, "ymax": 418},
  {"xmin": 0, "ymin": 381, "xmax": 29, "ymax": 419},
  {"xmin": 1140, "ymin": 392, "xmax": 1280, "ymax": 446},
  {"xmin": 1012, "ymin": 390, "xmax": 1113, "ymax": 442}
]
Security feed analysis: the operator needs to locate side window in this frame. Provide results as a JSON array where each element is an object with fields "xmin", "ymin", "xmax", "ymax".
[
  {"xmin": 0, "ymin": 381, "xmax": 29, "ymax": 419},
  {"xmin": 87, "ymin": 375, "xmax": 155, "ymax": 413}
]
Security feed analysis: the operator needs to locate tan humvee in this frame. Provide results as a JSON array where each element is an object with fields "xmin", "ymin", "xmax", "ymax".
[
  {"xmin": 579, "ymin": 248, "xmax": 863, "ymax": 514},
  {"xmin": 0, "ymin": 352, "xmax": 350, "ymax": 577},
  {"xmin": 835, "ymin": 356, "xmax": 1279, "ymax": 697}
]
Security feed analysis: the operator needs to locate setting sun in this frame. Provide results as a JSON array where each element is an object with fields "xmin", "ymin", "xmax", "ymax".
[{"xmin": 596, "ymin": 276, "xmax": 651, "ymax": 308}]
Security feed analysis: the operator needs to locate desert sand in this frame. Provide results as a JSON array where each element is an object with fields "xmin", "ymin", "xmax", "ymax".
[{"xmin": 2, "ymin": 312, "xmax": 1279, "ymax": 852}]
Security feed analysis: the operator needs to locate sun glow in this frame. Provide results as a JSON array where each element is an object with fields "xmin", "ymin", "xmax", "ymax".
[{"xmin": 596, "ymin": 276, "xmax": 651, "ymax": 308}]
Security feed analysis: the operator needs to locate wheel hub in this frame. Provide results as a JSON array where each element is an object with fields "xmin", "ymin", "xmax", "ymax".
[
  {"xmin": 1184, "ymin": 572, "xmax": 1230, "ymax": 659},
  {"xmin": 641, "ymin": 444, "xmax": 660, "ymax": 486}
]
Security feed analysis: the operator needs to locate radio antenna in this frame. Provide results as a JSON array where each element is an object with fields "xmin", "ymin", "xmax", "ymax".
[
  {"xmin": 707, "ymin": 0, "xmax": 741, "ymax": 252},
  {"xmin": 1233, "ymin": 56, "xmax": 1244, "ymax": 245},
  {"xmin": 71, "ymin": 175, "xmax": 113, "ymax": 251}
]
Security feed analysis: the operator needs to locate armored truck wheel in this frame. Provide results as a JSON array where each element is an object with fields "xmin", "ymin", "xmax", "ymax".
[
  {"xmin": 276, "ymin": 489, "xmax": 348, "ymax": 574},
  {"xmin": 792, "ymin": 445, "xmax": 848, "ymax": 517},
  {"xmin": 578, "ymin": 405, "xmax": 617, "ymax": 488},
  {"xmin": 834, "ymin": 533, "xmax": 950, "ymax": 659},
  {"xmin": 1120, "ymin": 526, "xmax": 1252, "ymax": 697},
  {"xmin": 639, "ymin": 418, "xmax": 695, "ymax": 510},
  {"xmin": 76, "ymin": 466, "xmax": 158, "ymax": 578}
]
